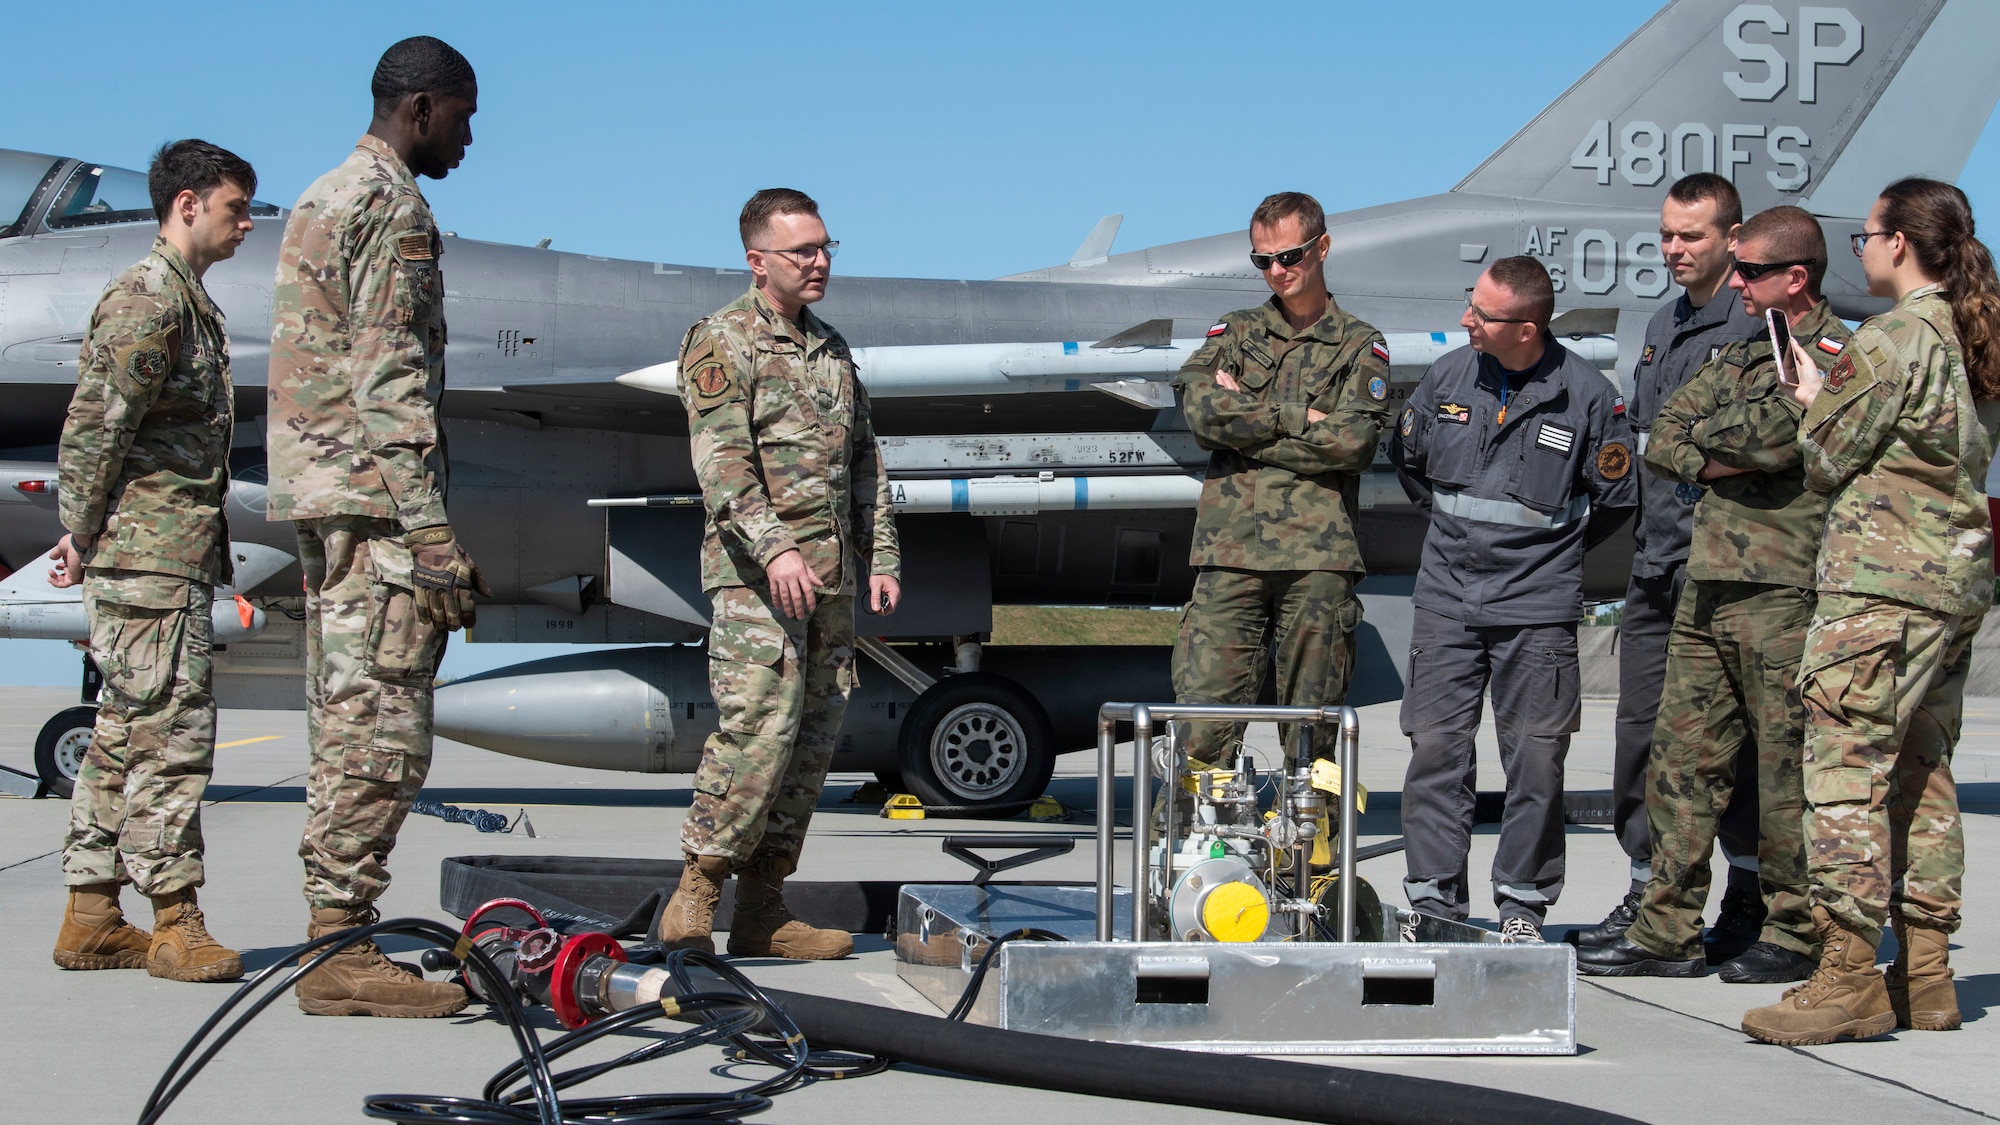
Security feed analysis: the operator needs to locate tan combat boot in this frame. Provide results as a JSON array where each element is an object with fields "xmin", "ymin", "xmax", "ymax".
[
  {"xmin": 146, "ymin": 890, "xmax": 244, "ymax": 982},
  {"xmin": 52, "ymin": 883, "xmax": 151, "ymax": 970},
  {"xmin": 295, "ymin": 905, "xmax": 468, "ymax": 1018},
  {"xmin": 1741, "ymin": 906, "xmax": 1895, "ymax": 1046},
  {"xmin": 1887, "ymin": 920, "xmax": 1960, "ymax": 1031},
  {"xmin": 726, "ymin": 852, "xmax": 852, "ymax": 960},
  {"xmin": 656, "ymin": 853, "xmax": 731, "ymax": 953}
]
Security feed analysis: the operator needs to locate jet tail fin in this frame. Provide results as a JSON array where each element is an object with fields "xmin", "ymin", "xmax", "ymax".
[{"xmin": 1454, "ymin": 0, "xmax": 2000, "ymax": 219}]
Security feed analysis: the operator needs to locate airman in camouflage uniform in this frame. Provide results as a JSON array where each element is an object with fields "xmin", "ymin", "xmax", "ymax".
[
  {"xmin": 1744, "ymin": 180, "xmax": 2000, "ymax": 1046},
  {"xmin": 50, "ymin": 139, "xmax": 256, "ymax": 984},
  {"xmin": 266, "ymin": 36, "xmax": 480, "ymax": 1018},
  {"xmin": 1580, "ymin": 224, "xmax": 1848, "ymax": 982},
  {"xmin": 1169, "ymin": 193, "xmax": 1390, "ymax": 767},
  {"xmin": 659, "ymin": 189, "xmax": 900, "ymax": 962}
]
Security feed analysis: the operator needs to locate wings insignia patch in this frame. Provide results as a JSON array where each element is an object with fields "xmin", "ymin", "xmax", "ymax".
[
  {"xmin": 1597, "ymin": 441, "xmax": 1631, "ymax": 481},
  {"xmin": 1437, "ymin": 402, "xmax": 1471, "ymax": 425}
]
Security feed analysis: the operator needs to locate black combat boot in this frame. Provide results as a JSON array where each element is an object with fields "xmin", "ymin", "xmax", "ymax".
[
  {"xmin": 1567, "ymin": 886, "xmax": 1642, "ymax": 947},
  {"xmin": 1577, "ymin": 932, "xmax": 1705, "ymax": 977},
  {"xmin": 1704, "ymin": 880, "xmax": 1767, "ymax": 965}
]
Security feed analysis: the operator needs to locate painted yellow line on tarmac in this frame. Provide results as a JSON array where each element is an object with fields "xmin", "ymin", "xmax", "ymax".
[{"xmin": 215, "ymin": 735, "xmax": 284, "ymax": 749}]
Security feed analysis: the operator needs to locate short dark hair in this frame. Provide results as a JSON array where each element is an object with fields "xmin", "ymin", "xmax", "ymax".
[
  {"xmin": 1737, "ymin": 206, "xmax": 1827, "ymax": 294},
  {"xmin": 372, "ymin": 36, "xmax": 477, "ymax": 115},
  {"xmin": 740, "ymin": 188, "xmax": 821, "ymax": 248},
  {"xmin": 1666, "ymin": 172, "xmax": 1743, "ymax": 231},
  {"xmin": 1250, "ymin": 192, "xmax": 1326, "ymax": 240},
  {"xmin": 147, "ymin": 139, "xmax": 257, "ymax": 221},
  {"xmin": 1486, "ymin": 256, "xmax": 1555, "ymax": 327}
]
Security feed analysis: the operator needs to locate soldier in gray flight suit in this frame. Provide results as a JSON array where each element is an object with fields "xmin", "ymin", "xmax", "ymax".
[{"xmin": 1391, "ymin": 256, "xmax": 1637, "ymax": 941}]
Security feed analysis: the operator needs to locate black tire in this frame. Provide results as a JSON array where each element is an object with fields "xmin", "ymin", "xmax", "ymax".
[
  {"xmin": 872, "ymin": 769, "xmax": 908, "ymax": 792},
  {"xmin": 34, "ymin": 705, "xmax": 97, "ymax": 801},
  {"xmin": 896, "ymin": 673, "xmax": 1056, "ymax": 816}
]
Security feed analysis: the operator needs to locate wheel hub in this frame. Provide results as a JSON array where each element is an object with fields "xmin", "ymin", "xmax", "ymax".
[
  {"xmin": 53, "ymin": 726, "xmax": 91, "ymax": 779},
  {"xmin": 930, "ymin": 703, "xmax": 1026, "ymax": 798}
]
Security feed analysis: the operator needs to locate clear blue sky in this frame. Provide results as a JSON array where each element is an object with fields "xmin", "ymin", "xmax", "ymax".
[
  {"xmin": 3, "ymin": 0, "xmax": 1998, "ymax": 687},
  {"xmin": 7, "ymin": 1, "xmax": 1997, "ymax": 281}
]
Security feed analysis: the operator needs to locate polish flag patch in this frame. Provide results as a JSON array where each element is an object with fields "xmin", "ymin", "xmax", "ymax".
[
  {"xmin": 1207, "ymin": 323, "xmax": 1228, "ymax": 337},
  {"xmin": 1612, "ymin": 396, "xmax": 1627, "ymax": 416},
  {"xmin": 1371, "ymin": 341, "xmax": 1391, "ymax": 363},
  {"xmin": 1817, "ymin": 337, "xmax": 1846, "ymax": 356}
]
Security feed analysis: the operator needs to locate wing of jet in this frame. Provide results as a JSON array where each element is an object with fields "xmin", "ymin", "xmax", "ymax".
[{"xmin": 1, "ymin": 0, "xmax": 1993, "ymax": 807}]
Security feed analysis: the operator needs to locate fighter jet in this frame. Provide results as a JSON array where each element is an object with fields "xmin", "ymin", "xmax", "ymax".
[{"xmin": 3, "ymin": 0, "xmax": 1994, "ymax": 808}]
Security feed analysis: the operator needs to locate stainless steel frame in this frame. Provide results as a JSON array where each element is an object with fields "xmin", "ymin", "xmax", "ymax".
[{"xmin": 1095, "ymin": 702, "xmax": 1360, "ymax": 942}]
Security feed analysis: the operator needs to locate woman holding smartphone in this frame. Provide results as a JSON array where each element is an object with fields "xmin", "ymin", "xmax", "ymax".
[{"xmin": 1741, "ymin": 178, "xmax": 2000, "ymax": 1046}]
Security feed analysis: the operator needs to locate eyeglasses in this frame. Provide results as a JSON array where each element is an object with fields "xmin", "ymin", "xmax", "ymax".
[
  {"xmin": 1850, "ymin": 230, "xmax": 1891, "ymax": 256},
  {"xmin": 1730, "ymin": 257, "xmax": 1816, "ymax": 280},
  {"xmin": 757, "ymin": 241, "xmax": 839, "ymax": 264},
  {"xmin": 1464, "ymin": 288, "xmax": 1534, "ymax": 326},
  {"xmin": 1249, "ymin": 238, "xmax": 1319, "ymax": 272}
]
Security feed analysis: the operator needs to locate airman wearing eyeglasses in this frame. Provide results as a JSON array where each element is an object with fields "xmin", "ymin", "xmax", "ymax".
[
  {"xmin": 1166, "ymin": 191, "xmax": 1392, "ymax": 772},
  {"xmin": 662, "ymin": 188, "xmax": 900, "ymax": 962},
  {"xmin": 1575, "ymin": 172, "xmax": 1767, "ymax": 957},
  {"xmin": 1578, "ymin": 207, "xmax": 1845, "ymax": 985},
  {"xmin": 1389, "ymin": 256, "xmax": 1637, "ymax": 941}
]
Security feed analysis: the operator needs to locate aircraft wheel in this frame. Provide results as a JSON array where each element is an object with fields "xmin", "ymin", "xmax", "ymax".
[
  {"xmin": 34, "ymin": 705, "xmax": 97, "ymax": 801},
  {"xmin": 897, "ymin": 673, "xmax": 1055, "ymax": 817}
]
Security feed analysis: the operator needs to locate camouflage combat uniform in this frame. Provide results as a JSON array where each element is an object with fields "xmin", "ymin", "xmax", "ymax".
[
  {"xmin": 1168, "ymin": 296, "xmax": 1391, "ymax": 765},
  {"xmin": 1627, "ymin": 300, "xmax": 1850, "ymax": 961},
  {"xmin": 1795, "ymin": 284, "xmax": 2000, "ymax": 943},
  {"xmin": 268, "ymin": 135, "xmax": 452, "ymax": 911},
  {"xmin": 680, "ymin": 287, "xmax": 898, "ymax": 867},
  {"xmin": 57, "ymin": 237, "xmax": 234, "ymax": 897}
]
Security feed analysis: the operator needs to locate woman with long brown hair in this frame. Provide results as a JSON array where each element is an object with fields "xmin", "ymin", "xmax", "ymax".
[{"xmin": 1742, "ymin": 177, "xmax": 2000, "ymax": 1046}]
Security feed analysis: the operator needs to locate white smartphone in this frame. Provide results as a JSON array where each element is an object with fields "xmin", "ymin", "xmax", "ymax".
[{"xmin": 1768, "ymin": 307, "xmax": 1797, "ymax": 385}]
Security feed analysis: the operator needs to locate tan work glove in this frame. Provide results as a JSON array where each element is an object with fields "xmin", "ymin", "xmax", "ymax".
[{"xmin": 408, "ymin": 524, "xmax": 492, "ymax": 631}]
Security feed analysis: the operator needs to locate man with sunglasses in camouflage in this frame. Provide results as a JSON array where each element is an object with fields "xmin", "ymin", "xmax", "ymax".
[{"xmin": 1168, "ymin": 192, "xmax": 1391, "ymax": 775}]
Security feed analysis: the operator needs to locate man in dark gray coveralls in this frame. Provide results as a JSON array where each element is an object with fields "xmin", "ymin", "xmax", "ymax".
[
  {"xmin": 1571, "ymin": 174, "xmax": 1765, "ymax": 960},
  {"xmin": 1391, "ymin": 256, "xmax": 1637, "ymax": 941}
]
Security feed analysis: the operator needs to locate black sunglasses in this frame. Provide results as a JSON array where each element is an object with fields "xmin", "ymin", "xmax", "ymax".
[
  {"xmin": 1249, "ymin": 237, "xmax": 1319, "ymax": 271},
  {"xmin": 1731, "ymin": 257, "xmax": 1815, "ymax": 280}
]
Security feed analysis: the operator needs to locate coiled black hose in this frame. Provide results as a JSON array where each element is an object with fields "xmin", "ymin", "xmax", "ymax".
[{"xmin": 763, "ymin": 987, "xmax": 1644, "ymax": 1125}]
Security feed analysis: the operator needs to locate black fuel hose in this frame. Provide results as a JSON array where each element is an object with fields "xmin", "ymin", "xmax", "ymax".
[{"xmin": 762, "ymin": 988, "xmax": 1641, "ymax": 1125}]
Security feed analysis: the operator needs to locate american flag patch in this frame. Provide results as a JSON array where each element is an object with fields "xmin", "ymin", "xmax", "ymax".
[
  {"xmin": 1817, "ymin": 337, "xmax": 1845, "ymax": 356},
  {"xmin": 1371, "ymin": 341, "xmax": 1390, "ymax": 363},
  {"xmin": 1612, "ymin": 396, "xmax": 1626, "ymax": 415},
  {"xmin": 1207, "ymin": 323, "xmax": 1227, "ymax": 337}
]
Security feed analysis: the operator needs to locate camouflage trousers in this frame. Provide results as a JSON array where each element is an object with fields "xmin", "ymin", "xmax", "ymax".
[
  {"xmin": 1171, "ymin": 568, "xmax": 1361, "ymax": 766},
  {"xmin": 1626, "ymin": 582, "xmax": 1814, "ymax": 961},
  {"xmin": 1799, "ymin": 592, "xmax": 1979, "ymax": 942},
  {"xmin": 295, "ymin": 516, "xmax": 446, "ymax": 911},
  {"xmin": 61, "ymin": 569, "xmax": 215, "ymax": 895},
  {"xmin": 681, "ymin": 586, "xmax": 856, "ymax": 867}
]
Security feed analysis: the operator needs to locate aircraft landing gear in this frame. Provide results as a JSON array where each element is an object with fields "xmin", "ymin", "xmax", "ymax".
[
  {"xmin": 896, "ymin": 672, "xmax": 1056, "ymax": 816},
  {"xmin": 34, "ymin": 705, "xmax": 95, "ymax": 800}
]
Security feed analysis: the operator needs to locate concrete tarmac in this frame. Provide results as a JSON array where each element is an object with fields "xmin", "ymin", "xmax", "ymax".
[{"xmin": 4, "ymin": 684, "xmax": 1999, "ymax": 1123}]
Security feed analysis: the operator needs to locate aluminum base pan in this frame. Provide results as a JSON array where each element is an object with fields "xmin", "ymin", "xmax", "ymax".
[{"xmin": 894, "ymin": 883, "xmax": 1576, "ymax": 1056}]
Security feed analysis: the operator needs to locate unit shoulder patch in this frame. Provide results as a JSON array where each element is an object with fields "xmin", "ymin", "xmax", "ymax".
[
  {"xmin": 122, "ymin": 338, "xmax": 172, "ymax": 389},
  {"xmin": 1597, "ymin": 441, "xmax": 1631, "ymax": 480},
  {"xmin": 1400, "ymin": 406, "xmax": 1415, "ymax": 437},
  {"xmin": 1367, "ymin": 375, "xmax": 1387, "ymax": 401},
  {"xmin": 1823, "ymin": 353, "xmax": 1856, "ymax": 395}
]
